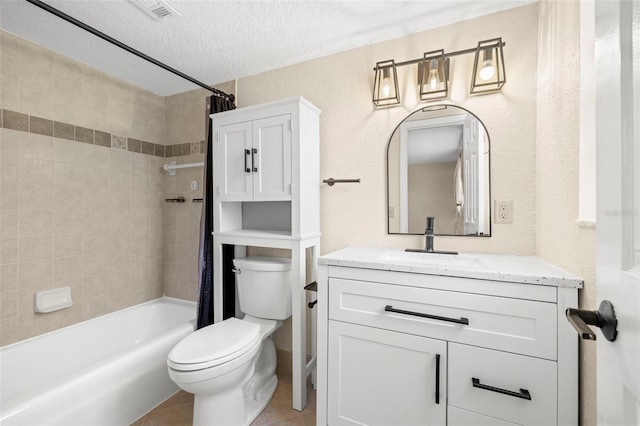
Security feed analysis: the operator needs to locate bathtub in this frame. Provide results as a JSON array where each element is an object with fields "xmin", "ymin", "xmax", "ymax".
[{"xmin": 0, "ymin": 297, "xmax": 196, "ymax": 426}]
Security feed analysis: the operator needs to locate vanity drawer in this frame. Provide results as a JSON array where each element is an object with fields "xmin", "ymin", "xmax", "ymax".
[
  {"xmin": 328, "ymin": 278, "xmax": 557, "ymax": 359},
  {"xmin": 448, "ymin": 343, "xmax": 557, "ymax": 426},
  {"xmin": 448, "ymin": 406, "xmax": 519, "ymax": 426}
]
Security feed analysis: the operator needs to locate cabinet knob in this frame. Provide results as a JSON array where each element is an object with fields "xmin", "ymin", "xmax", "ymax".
[{"xmin": 565, "ymin": 300, "xmax": 618, "ymax": 342}]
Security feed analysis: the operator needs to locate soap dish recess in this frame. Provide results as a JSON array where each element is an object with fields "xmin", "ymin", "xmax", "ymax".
[{"xmin": 34, "ymin": 287, "xmax": 73, "ymax": 313}]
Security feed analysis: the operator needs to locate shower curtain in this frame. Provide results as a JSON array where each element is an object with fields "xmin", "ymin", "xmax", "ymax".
[{"xmin": 196, "ymin": 92, "xmax": 236, "ymax": 330}]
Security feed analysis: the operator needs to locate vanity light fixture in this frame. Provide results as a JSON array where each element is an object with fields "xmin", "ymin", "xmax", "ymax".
[
  {"xmin": 418, "ymin": 49, "xmax": 449, "ymax": 101},
  {"xmin": 470, "ymin": 38, "xmax": 506, "ymax": 94},
  {"xmin": 372, "ymin": 60, "xmax": 401, "ymax": 107},
  {"xmin": 371, "ymin": 37, "xmax": 506, "ymax": 107}
]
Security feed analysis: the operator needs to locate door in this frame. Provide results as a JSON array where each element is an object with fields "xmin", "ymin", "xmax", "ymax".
[
  {"xmin": 462, "ymin": 115, "xmax": 478, "ymax": 235},
  {"xmin": 327, "ymin": 321, "xmax": 446, "ymax": 426},
  {"xmin": 217, "ymin": 121, "xmax": 253, "ymax": 201},
  {"xmin": 595, "ymin": 0, "xmax": 640, "ymax": 424},
  {"xmin": 252, "ymin": 114, "xmax": 292, "ymax": 201}
]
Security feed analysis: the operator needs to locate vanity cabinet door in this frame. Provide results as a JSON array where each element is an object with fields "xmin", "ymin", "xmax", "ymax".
[
  {"xmin": 448, "ymin": 343, "xmax": 557, "ymax": 426},
  {"xmin": 328, "ymin": 320, "xmax": 446, "ymax": 426}
]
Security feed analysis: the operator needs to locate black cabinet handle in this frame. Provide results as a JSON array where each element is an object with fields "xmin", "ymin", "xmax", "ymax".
[
  {"xmin": 244, "ymin": 149, "xmax": 251, "ymax": 173},
  {"xmin": 384, "ymin": 305, "xmax": 469, "ymax": 325},
  {"xmin": 252, "ymin": 148, "xmax": 258, "ymax": 172},
  {"xmin": 435, "ymin": 354, "xmax": 441, "ymax": 404},
  {"xmin": 472, "ymin": 377, "xmax": 532, "ymax": 400}
]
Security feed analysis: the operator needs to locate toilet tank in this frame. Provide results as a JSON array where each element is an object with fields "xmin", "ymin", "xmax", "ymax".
[{"xmin": 232, "ymin": 256, "xmax": 292, "ymax": 320}]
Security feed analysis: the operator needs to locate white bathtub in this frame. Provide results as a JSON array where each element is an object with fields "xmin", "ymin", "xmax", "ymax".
[{"xmin": 0, "ymin": 297, "xmax": 196, "ymax": 426}]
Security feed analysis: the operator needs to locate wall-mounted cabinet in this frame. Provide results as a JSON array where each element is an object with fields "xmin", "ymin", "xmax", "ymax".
[
  {"xmin": 211, "ymin": 97, "xmax": 321, "ymax": 412},
  {"xmin": 217, "ymin": 115, "xmax": 292, "ymax": 202},
  {"xmin": 213, "ymin": 97, "xmax": 320, "ymax": 239}
]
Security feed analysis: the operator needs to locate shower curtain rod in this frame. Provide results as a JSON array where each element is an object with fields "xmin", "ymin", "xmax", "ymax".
[{"xmin": 25, "ymin": 0, "xmax": 229, "ymax": 99}]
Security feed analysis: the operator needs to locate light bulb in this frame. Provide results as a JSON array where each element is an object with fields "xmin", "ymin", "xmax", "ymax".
[
  {"xmin": 382, "ymin": 77, "xmax": 391, "ymax": 97},
  {"xmin": 479, "ymin": 59, "xmax": 495, "ymax": 80},
  {"xmin": 382, "ymin": 67, "xmax": 391, "ymax": 97},
  {"xmin": 428, "ymin": 69, "xmax": 439, "ymax": 91},
  {"xmin": 428, "ymin": 58, "xmax": 439, "ymax": 91},
  {"xmin": 479, "ymin": 48, "xmax": 495, "ymax": 81}
]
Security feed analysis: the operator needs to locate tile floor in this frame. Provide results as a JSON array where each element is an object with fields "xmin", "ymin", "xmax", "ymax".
[{"xmin": 132, "ymin": 370, "xmax": 316, "ymax": 426}]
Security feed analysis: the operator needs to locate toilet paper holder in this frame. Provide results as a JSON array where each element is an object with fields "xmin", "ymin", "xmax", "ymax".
[{"xmin": 304, "ymin": 281, "xmax": 317, "ymax": 309}]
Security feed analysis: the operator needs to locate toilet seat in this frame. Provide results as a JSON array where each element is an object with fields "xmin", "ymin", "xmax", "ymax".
[{"xmin": 168, "ymin": 318, "xmax": 261, "ymax": 372}]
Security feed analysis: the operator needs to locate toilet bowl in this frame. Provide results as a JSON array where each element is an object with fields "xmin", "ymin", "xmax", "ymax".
[{"xmin": 167, "ymin": 256, "xmax": 292, "ymax": 426}]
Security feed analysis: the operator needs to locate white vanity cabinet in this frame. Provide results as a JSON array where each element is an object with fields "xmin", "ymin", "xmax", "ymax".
[
  {"xmin": 217, "ymin": 114, "xmax": 292, "ymax": 202},
  {"xmin": 316, "ymin": 247, "xmax": 582, "ymax": 426}
]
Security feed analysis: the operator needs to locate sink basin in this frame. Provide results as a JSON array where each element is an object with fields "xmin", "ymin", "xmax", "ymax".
[{"xmin": 378, "ymin": 251, "xmax": 485, "ymax": 270}]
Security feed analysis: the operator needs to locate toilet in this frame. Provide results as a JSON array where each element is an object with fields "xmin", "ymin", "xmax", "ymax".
[{"xmin": 167, "ymin": 256, "xmax": 292, "ymax": 426}]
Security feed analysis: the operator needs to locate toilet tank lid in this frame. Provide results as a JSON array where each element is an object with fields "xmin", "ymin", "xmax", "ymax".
[{"xmin": 233, "ymin": 256, "xmax": 291, "ymax": 272}]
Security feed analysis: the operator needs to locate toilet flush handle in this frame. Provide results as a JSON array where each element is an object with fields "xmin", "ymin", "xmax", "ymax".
[{"xmin": 232, "ymin": 268, "xmax": 241, "ymax": 274}]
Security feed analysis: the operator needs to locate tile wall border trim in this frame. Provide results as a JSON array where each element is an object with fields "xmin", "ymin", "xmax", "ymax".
[{"xmin": 0, "ymin": 108, "xmax": 206, "ymax": 158}]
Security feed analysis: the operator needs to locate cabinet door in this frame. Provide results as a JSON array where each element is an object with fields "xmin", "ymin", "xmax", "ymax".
[
  {"xmin": 252, "ymin": 114, "xmax": 292, "ymax": 201},
  {"xmin": 448, "ymin": 343, "xmax": 557, "ymax": 426},
  {"xmin": 217, "ymin": 121, "xmax": 253, "ymax": 201},
  {"xmin": 328, "ymin": 321, "xmax": 446, "ymax": 426}
]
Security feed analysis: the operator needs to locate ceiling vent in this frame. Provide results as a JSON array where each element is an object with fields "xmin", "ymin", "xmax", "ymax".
[{"xmin": 129, "ymin": 0, "xmax": 180, "ymax": 20}]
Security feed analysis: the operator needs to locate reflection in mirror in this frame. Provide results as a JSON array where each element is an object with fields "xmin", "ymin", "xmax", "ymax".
[{"xmin": 387, "ymin": 105, "xmax": 491, "ymax": 236}]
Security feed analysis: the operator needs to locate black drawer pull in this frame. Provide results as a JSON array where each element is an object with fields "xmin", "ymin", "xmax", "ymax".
[
  {"xmin": 472, "ymin": 377, "xmax": 532, "ymax": 400},
  {"xmin": 384, "ymin": 305, "xmax": 469, "ymax": 325}
]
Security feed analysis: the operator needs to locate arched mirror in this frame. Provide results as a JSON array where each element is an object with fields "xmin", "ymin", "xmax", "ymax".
[{"xmin": 387, "ymin": 104, "xmax": 491, "ymax": 236}]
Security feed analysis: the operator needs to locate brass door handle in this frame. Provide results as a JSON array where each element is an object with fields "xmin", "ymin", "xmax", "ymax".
[{"xmin": 566, "ymin": 300, "xmax": 618, "ymax": 342}]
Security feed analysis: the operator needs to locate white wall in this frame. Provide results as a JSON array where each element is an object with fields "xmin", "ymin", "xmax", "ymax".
[{"xmin": 536, "ymin": 1, "xmax": 596, "ymax": 425}]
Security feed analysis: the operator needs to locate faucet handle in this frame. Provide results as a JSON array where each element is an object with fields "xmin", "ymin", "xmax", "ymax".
[{"xmin": 426, "ymin": 216, "xmax": 435, "ymax": 233}]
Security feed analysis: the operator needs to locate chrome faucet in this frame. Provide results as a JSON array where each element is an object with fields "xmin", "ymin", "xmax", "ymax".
[{"xmin": 425, "ymin": 216, "xmax": 435, "ymax": 252}]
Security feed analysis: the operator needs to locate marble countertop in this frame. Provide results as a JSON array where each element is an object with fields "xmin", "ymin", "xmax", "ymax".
[{"xmin": 319, "ymin": 247, "xmax": 583, "ymax": 288}]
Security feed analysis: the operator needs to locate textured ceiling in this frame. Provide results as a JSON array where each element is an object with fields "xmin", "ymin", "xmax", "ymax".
[{"xmin": 0, "ymin": 0, "xmax": 534, "ymax": 96}]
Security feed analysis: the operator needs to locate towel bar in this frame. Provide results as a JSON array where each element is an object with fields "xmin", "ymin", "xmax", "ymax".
[{"xmin": 323, "ymin": 178, "xmax": 360, "ymax": 186}]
